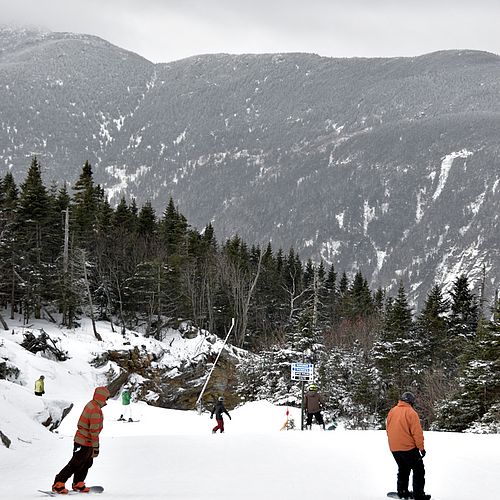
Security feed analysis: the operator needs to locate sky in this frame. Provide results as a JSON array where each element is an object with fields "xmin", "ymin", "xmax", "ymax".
[{"xmin": 2, "ymin": 0, "xmax": 500, "ymax": 63}]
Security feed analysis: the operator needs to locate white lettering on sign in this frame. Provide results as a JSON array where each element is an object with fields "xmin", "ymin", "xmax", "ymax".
[{"xmin": 291, "ymin": 363, "xmax": 314, "ymax": 381}]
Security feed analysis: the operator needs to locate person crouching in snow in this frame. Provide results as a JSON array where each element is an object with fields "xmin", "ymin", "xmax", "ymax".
[
  {"xmin": 118, "ymin": 385, "xmax": 133, "ymax": 422},
  {"xmin": 210, "ymin": 396, "xmax": 231, "ymax": 433},
  {"xmin": 51, "ymin": 386, "xmax": 110, "ymax": 494},
  {"xmin": 34, "ymin": 375, "xmax": 45, "ymax": 396}
]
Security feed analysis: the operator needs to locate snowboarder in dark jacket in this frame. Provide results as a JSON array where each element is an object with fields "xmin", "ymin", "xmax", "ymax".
[
  {"xmin": 304, "ymin": 384, "xmax": 325, "ymax": 429},
  {"xmin": 210, "ymin": 396, "xmax": 231, "ymax": 433}
]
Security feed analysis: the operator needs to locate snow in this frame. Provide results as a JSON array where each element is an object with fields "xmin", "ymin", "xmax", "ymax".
[
  {"xmin": 1, "ymin": 319, "xmax": 500, "ymax": 500},
  {"xmin": 432, "ymin": 150, "xmax": 473, "ymax": 201},
  {"xmin": 336, "ymin": 211, "xmax": 345, "ymax": 229},
  {"xmin": 363, "ymin": 200, "xmax": 376, "ymax": 235},
  {"xmin": 105, "ymin": 165, "xmax": 151, "ymax": 202}
]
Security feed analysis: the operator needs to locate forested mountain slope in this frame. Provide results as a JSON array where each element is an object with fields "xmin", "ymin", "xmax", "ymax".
[{"xmin": 1, "ymin": 27, "xmax": 499, "ymax": 304}]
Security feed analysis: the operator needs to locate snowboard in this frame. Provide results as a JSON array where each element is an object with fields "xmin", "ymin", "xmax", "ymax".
[
  {"xmin": 38, "ymin": 486, "xmax": 104, "ymax": 496},
  {"xmin": 387, "ymin": 495, "xmax": 431, "ymax": 500}
]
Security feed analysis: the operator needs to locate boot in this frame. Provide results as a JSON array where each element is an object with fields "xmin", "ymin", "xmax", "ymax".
[
  {"xmin": 72, "ymin": 481, "xmax": 90, "ymax": 493},
  {"xmin": 128, "ymin": 418, "xmax": 133, "ymax": 422},
  {"xmin": 413, "ymin": 495, "xmax": 430, "ymax": 500},
  {"xmin": 397, "ymin": 491, "xmax": 412, "ymax": 499},
  {"xmin": 118, "ymin": 415, "xmax": 125, "ymax": 421},
  {"xmin": 51, "ymin": 482, "xmax": 68, "ymax": 494}
]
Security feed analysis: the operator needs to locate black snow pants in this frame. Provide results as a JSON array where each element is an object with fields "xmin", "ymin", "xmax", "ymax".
[
  {"xmin": 54, "ymin": 443, "xmax": 94, "ymax": 485},
  {"xmin": 306, "ymin": 411, "xmax": 325, "ymax": 428},
  {"xmin": 391, "ymin": 448, "xmax": 425, "ymax": 498}
]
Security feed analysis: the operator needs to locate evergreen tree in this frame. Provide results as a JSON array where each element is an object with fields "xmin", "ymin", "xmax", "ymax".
[
  {"xmin": 434, "ymin": 296, "xmax": 500, "ymax": 432},
  {"xmin": 416, "ymin": 284, "xmax": 450, "ymax": 367},
  {"xmin": 72, "ymin": 160, "xmax": 99, "ymax": 247},
  {"xmin": 448, "ymin": 274, "xmax": 479, "ymax": 366},
  {"xmin": 373, "ymin": 282, "xmax": 416, "ymax": 408},
  {"xmin": 16, "ymin": 157, "xmax": 51, "ymax": 320}
]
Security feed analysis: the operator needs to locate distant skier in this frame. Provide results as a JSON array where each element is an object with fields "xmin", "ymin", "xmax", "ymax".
[
  {"xmin": 210, "ymin": 396, "xmax": 231, "ymax": 433},
  {"xmin": 304, "ymin": 384, "xmax": 325, "ymax": 430},
  {"xmin": 34, "ymin": 375, "xmax": 45, "ymax": 396},
  {"xmin": 51, "ymin": 386, "xmax": 110, "ymax": 494},
  {"xmin": 118, "ymin": 385, "xmax": 133, "ymax": 422},
  {"xmin": 386, "ymin": 391, "xmax": 430, "ymax": 500}
]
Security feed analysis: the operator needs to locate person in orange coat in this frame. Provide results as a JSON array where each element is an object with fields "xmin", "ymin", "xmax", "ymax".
[
  {"xmin": 386, "ymin": 392, "xmax": 430, "ymax": 500},
  {"xmin": 51, "ymin": 386, "xmax": 110, "ymax": 494}
]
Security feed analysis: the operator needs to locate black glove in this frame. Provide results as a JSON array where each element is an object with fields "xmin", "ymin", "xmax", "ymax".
[
  {"xmin": 210, "ymin": 415, "xmax": 213, "ymax": 419},
  {"xmin": 92, "ymin": 447, "xmax": 100, "ymax": 458},
  {"xmin": 420, "ymin": 449, "xmax": 426, "ymax": 458},
  {"xmin": 228, "ymin": 415, "xmax": 232, "ymax": 420}
]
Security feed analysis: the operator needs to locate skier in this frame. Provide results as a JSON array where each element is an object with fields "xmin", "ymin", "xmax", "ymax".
[
  {"xmin": 304, "ymin": 384, "xmax": 325, "ymax": 430},
  {"xmin": 386, "ymin": 391, "xmax": 430, "ymax": 500},
  {"xmin": 34, "ymin": 375, "xmax": 45, "ymax": 396},
  {"xmin": 51, "ymin": 386, "xmax": 110, "ymax": 494},
  {"xmin": 210, "ymin": 396, "xmax": 231, "ymax": 433},
  {"xmin": 118, "ymin": 385, "xmax": 133, "ymax": 422}
]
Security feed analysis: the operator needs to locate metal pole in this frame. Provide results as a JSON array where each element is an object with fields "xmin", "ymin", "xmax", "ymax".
[
  {"xmin": 63, "ymin": 209, "xmax": 69, "ymax": 274},
  {"xmin": 301, "ymin": 379, "xmax": 305, "ymax": 430},
  {"xmin": 196, "ymin": 318, "xmax": 235, "ymax": 414}
]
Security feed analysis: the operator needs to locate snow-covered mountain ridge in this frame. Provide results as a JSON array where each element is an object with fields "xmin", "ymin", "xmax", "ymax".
[{"xmin": 0, "ymin": 27, "xmax": 499, "ymax": 304}]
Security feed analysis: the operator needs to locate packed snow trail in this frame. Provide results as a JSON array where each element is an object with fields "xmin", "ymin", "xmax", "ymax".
[
  {"xmin": 1, "ymin": 319, "xmax": 499, "ymax": 499},
  {"xmin": 1, "ymin": 399, "xmax": 499, "ymax": 499}
]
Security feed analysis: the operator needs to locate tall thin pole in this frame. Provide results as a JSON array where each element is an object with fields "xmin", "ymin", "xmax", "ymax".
[
  {"xmin": 63, "ymin": 208, "xmax": 69, "ymax": 274},
  {"xmin": 196, "ymin": 318, "xmax": 235, "ymax": 414}
]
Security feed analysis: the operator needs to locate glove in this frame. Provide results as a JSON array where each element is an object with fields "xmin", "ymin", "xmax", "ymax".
[
  {"xmin": 210, "ymin": 415, "xmax": 213, "ymax": 419},
  {"xmin": 420, "ymin": 449, "xmax": 426, "ymax": 458},
  {"xmin": 92, "ymin": 447, "xmax": 100, "ymax": 458},
  {"xmin": 228, "ymin": 415, "xmax": 232, "ymax": 420}
]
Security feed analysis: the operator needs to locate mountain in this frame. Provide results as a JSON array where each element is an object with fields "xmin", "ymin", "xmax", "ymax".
[{"xmin": 1, "ymin": 26, "xmax": 499, "ymax": 305}]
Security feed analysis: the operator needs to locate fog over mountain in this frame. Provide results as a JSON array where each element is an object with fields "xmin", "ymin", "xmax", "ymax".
[{"xmin": 1, "ymin": 26, "xmax": 499, "ymax": 305}]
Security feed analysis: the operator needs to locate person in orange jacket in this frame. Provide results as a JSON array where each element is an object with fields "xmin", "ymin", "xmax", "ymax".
[
  {"xmin": 386, "ymin": 391, "xmax": 430, "ymax": 500},
  {"xmin": 51, "ymin": 386, "xmax": 110, "ymax": 494}
]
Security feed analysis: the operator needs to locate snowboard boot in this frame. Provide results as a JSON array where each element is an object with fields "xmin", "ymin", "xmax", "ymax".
[
  {"xmin": 51, "ymin": 482, "xmax": 68, "ymax": 494},
  {"xmin": 397, "ymin": 491, "xmax": 412, "ymax": 499},
  {"xmin": 413, "ymin": 494, "xmax": 430, "ymax": 500},
  {"xmin": 72, "ymin": 482, "xmax": 90, "ymax": 493},
  {"xmin": 128, "ymin": 418, "xmax": 133, "ymax": 422},
  {"xmin": 118, "ymin": 415, "xmax": 125, "ymax": 421}
]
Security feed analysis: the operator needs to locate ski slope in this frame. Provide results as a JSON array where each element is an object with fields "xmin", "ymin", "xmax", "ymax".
[{"xmin": 1, "ymin": 320, "xmax": 499, "ymax": 499}]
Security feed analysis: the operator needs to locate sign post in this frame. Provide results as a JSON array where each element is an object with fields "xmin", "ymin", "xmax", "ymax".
[{"xmin": 291, "ymin": 362, "xmax": 314, "ymax": 430}]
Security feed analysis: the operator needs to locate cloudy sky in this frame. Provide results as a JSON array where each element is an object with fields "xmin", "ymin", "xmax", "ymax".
[{"xmin": 2, "ymin": 0, "xmax": 500, "ymax": 63}]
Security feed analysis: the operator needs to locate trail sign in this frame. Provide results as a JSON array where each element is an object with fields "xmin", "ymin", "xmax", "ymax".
[{"xmin": 291, "ymin": 362, "xmax": 314, "ymax": 381}]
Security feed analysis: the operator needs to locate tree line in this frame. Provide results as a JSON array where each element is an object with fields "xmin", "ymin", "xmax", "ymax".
[{"xmin": 1, "ymin": 158, "xmax": 498, "ymax": 432}]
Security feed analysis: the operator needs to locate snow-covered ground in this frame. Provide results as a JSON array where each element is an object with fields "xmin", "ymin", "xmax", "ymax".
[{"xmin": 1, "ymin": 318, "xmax": 499, "ymax": 499}]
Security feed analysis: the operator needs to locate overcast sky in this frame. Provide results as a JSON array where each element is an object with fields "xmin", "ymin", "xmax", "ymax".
[{"xmin": 2, "ymin": 0, "xmax": 500, "ymax": 63}]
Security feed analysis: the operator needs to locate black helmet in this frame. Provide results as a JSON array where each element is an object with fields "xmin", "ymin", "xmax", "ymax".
[
  {"xmin": 218, "ymin": 396, "xmax": 224, "ymax": 402},
  {"xmin": 400, "ymin": 391, "xmax": 416, "ymax": 405}
]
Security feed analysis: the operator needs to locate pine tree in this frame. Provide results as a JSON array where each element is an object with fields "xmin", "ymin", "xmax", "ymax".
[
  {"xmin": 0, "ymin": 172, "xmax": 20, "ymax": 317},
  {"xmin": 16, "ymin": 157, "xmax": 51, "ymax": 320},
  {"xmin": 416, "ymin": 284, "xmax": 450, "ymax": 367},
  {"xmin": 448, "ymin": 274, "xmax": 479, "ymax": 367},
  {"xmin": 373, "ymin": 282, "xmax": 417, "ymax": 408},
  {"xmin": 72, "ymin": 160, "xmax": 99, "ymax": 247},
  {"xmin": 434, "ymin": 295, "xmax": 500, "ymax": 432}
]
